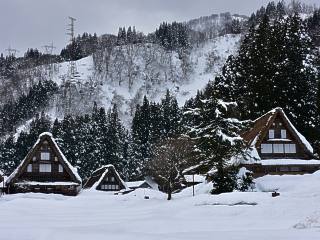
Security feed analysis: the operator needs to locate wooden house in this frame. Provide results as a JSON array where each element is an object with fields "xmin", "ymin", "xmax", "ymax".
[
  {"xmin": 83, "ymin": 165, "xmax": 127, "ymax": 192},
  {"xmin": 6, "ymin": 132, "xmax": 82, "ymax": 196},
  {"xmin": 241, "ymin": 107, "xmax": 320, "ymax": 177}
]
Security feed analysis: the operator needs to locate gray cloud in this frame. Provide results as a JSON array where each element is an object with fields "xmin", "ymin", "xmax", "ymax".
[{"xmin": 0, "ymin": 0, "xmax": 318, "ymax": 55}]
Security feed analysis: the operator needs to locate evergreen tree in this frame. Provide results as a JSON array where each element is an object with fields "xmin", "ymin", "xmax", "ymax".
[
  {"xmin": 130, "ymin": 96, "xmax": 152, "ymax": 179},
  {"xmin": 216, "ymin": 13, "xmax": 318, "ymax": 142},
  {"xmin": 0, "ymin": 136, "xmax": 16, "ymax": 174},
  {"xmin": 185, "ymin": 83, "xmax": 249, "ymax": 194},
  {"xmin": 160, "ymin": 90, "xmax": 182, "ymax": 138},
  {"xmin": 105, "ymin": 105, "xmax": 127, "ymax": 174}
]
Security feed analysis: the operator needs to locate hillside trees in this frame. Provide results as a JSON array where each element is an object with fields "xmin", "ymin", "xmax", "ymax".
[
  {"xmin": 0, "ymin": 80, "xmax": 58, "ymax": 135},
  {"xmin": 129, "ymin": 91, "xmax": 183, "ymax": 180}
]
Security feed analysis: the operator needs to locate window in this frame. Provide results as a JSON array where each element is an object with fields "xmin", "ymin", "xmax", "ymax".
[
  {"xmin": 290, "ymin": 166, "xmax": 301, "ymax": 172},
  {"xmin": 54, "ymin": 156, "xmax": 59, "ymax": 162},
  {"xmin": 111, "ymin": 177, "xmax": 115, "ymax": 182},
  {"xmin": 32, "ymin": 156, "xmax": 37, "ymax": 162},
  {"xmin": 41, "ymin": 152, "xmax": 50, "ymax": 161},
  {"xmin": 273, "ymin": 144, "xmax": 284, "ymax": 153},
  {"xmin": 39, "ymin": 164, "xmax": 51, "ymax": 172},
  {"xmin": 281, "ymin": 129, "xmax": 287, "ymax": 139},
  {"xmin": 269, "ymin": 129, "xmax": 275, "ymax": 139},
  {"xmin": 101, "ymin": 184, "xmax": 119, "ymax": 190},
  {"xmin": 261, "ymin": 144, "xmax": 273, "ymax": 153},
  {"xmin": 27, "ymin": 164, "xmax": 32, "ymax": 172},
  {"xmin": 279, "ymin": 166, "xmax": 289, "ymax": 172},
  {"xmin": 58, "ymin": 164, "xmax": 63, "ymax": 173},
  {"xmin": 284, "ymin": 144, "xmax": 296, "ymax": 153}
]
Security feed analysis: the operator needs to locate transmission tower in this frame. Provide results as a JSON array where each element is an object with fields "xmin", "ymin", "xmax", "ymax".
[
  {"xmin": 60, "ymin": 16, "xmax": 82, "ymax": 116},
  {"xmin": 5, "ymin": 46, "xmax": 19, "ymax": 57},
  {"xmin": 42, "ymin": 42, "xmax": 56, "ymax": 55},
  {"xmin": 42, "ymin": 42, "xmax": 56, "ymax": 79},
  {"xmin": 66, "ymin": 16, "xmax": 78, "ymax": 81}
]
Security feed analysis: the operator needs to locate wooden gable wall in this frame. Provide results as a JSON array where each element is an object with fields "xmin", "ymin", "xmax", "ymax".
[
  {"xmin": 96, "ymin": 168, "xmax": 126, "ymax": 191},
  {"xmin": 257, "ymin": 114, "xmax": 310, "ymax": 159},
  {"xmin": 15, "ymin": 135, "xmax": 77, "ymax": 183}
]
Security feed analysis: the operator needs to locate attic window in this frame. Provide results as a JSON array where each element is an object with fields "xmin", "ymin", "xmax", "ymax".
[
  {"xmin": 111, "ymin": 177, "xmax": 115, "ymax": 182},
  {"xmin": 32, "ymin": 156, "xmax": 37, "ymax": 162},
  {"xmin": 281, "ymin": 129, "xmax": 287, "ymax": 139},
  {"xmin": 27, "ymin": 164, "xmax": 32, "ymax": 172},
  {"xmin": 58, "ymin": 164, "xmax": 63, "ymax": 173},
  {"xmin": 39, "ymin": 164, "xmax": 51, "ymax": 173},
  {"xmin": 41, "ymin": 152, "xmax": 50, "ymax": 161},
  {"xmin": 43, "ymin": 141, "xmax": 48, "ymax": 145},
  {"xmin": 268, "ymin": 129, "xmax": 275, "ymax": 139}
]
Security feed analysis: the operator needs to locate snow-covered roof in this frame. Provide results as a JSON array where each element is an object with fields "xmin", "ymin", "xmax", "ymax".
[
  {"xmin": 6, "ymin": 132, "xmax": 82, "ymax": 185},
  {"xmin": 281, "ymin": 112, "xmax": 313, "ymax": 153},
  {"xmin": 125, "ymin": 181, "xmax": 146, "ymax": 189},
  {"xmin": 14, "ymin": 181, "xmax": 80, "ymax": 186},
  {"xmin": 89, "ymin": 165, "xmax": 129, "ymax": 191},
  {"xmin": 49, "ymin": 133, "xmax": 82, "ymax": 183},
  {"xmin": 241, "ymin": 107, "xmax": 314, "ymax": 162},
  {"xmin": 260, "ymin": 159, "xmax": 320, "ymax": 166}
]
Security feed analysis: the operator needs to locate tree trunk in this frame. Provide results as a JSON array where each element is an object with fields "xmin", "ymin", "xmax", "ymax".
[{"xmin": 167, "ymin": 183, "xmax": 172, "ymax": 200}]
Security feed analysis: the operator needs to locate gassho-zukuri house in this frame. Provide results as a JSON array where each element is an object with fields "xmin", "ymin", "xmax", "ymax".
[
  {"xmin": 5, "ymin": 132, "xmax": 82, "ymax": 196},
  {"xmin": 240, "ymin": 107, "xmax": 320, "ymax": 177},
  {"xmin": 83, "ymin": 165, "xmax": 128, "ymax": 192}
]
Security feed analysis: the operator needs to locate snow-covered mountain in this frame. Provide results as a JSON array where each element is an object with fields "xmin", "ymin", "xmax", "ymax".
[{"xmin": 47, "ymin": 34, "xmax": 240, "ymax": 126}]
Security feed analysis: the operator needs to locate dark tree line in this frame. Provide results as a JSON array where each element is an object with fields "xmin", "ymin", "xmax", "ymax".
[
  {"xmin": 0, "ymin": 80, "xmax": 58, "ymax": 134},
  {"xmin": 0, "ymin": 91, "xmax": 184, "ymax": 183},
  {"xmin": 60, "ymin": 33, "xmax": 99, "ymax": 61},
  {"xmin": 153, "ymin": 22, "xmax": 190, "ymax": 51}
]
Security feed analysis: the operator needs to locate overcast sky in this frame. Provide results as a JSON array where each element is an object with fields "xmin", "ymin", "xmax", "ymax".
[{"xmin": 0, "ymin": 0, "xmax": 318, "ymax": 55}]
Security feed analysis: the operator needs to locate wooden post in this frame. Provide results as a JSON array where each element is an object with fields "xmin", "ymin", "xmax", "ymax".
[{"xmin": 192, "ymin": 173, "xmax": 195, "ymax": 197}]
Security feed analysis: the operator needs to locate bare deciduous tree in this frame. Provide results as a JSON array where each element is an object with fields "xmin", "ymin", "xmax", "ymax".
[{"xmin": 148, "ymin": 135, "xmax": 197, "ymax": 200}]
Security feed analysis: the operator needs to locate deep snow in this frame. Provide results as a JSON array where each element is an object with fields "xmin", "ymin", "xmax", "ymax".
[{"xmin": 0, "ymin": 172, "xmax": 320, "ymax": 240}]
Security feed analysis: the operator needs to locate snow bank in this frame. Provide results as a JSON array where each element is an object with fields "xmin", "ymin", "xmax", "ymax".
[{"xmin": 1, "ymin": 171, "xmax": 320, "ymax": 240}]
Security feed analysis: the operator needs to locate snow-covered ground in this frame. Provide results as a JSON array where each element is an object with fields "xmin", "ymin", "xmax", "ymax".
[{"xmin": 1, "ymin": 172, "xmax": 320, "ymax": 240}]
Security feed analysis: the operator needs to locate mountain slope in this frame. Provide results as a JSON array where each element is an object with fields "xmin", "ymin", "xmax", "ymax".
[{"xmin": 47, "ymin": 34, "xmax": 240, "ymax": 126}]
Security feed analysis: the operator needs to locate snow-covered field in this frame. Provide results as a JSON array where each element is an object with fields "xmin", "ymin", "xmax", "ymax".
[{"xmin": 1, "ymin": 172, "xmax": 320, "ymax": 240}]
